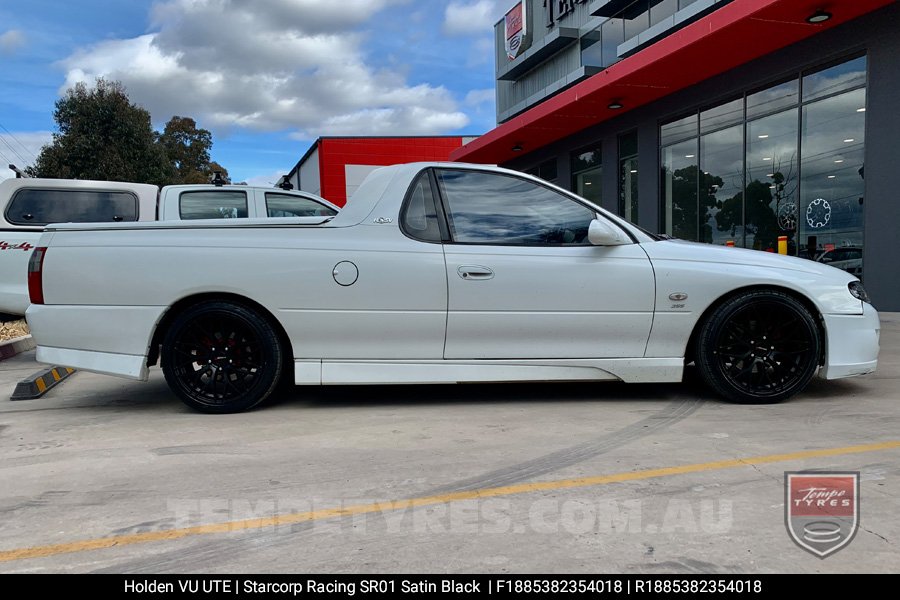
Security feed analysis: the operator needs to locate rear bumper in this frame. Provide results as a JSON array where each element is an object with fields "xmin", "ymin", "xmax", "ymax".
[
  {"xmin": 36, "ymin": 346, "xmax": 149, "ymax": 381},
  {"xmin": 26, "ymin": 304, "xmax": 164, "ymax": 381},
  {"xmin": 819, "ymin": 303, "xmax": 880, "ymax": 380}
]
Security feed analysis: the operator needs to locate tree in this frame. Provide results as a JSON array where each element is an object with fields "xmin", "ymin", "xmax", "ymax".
[
  {"xmin": 158, "ymin": 116, "xmax": 216, "ymax": 184},
  {"xmin": 27, "ymin": 78, "xmax": 173, "ymax": 186}
]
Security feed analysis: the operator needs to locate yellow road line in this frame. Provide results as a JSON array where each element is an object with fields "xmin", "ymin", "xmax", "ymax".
[{"xmin": 1, "ymin": 439, "xmax": 898, "ymax": 563}]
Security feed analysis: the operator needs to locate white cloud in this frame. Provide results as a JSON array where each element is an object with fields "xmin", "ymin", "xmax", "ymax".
[
  {"xmin": 0, "ymin": 131, "xmax": 53, "ymax": 181},
  {"xmin": 242, "ymin": 170, "xmax": 287, "ymax": 188},
  {"xmin": 0, "ymin": 29, "xmax": 25, "ymax": 55},
  {"xmin": 465, "ymin": 88, "xmax": 495, "ymax": 106},
  {"xmin": 443, "ymin": 1, "xmax": 505, "ymax": 37},
  {"xmin": 59, "ymin": 0, "xmax": 468, "ymax": 138}
]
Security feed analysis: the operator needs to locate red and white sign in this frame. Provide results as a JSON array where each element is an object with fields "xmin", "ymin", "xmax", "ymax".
[
  {"xmin": 785, "ymin": 472, "xmax": 859, "ymax": 558},
  {"xmin": 505, "ymin": 2, "xmax": 529, "ymax": 60}
]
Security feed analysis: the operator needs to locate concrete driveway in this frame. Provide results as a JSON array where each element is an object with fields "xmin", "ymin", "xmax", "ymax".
[{"xmin": 0, "ymin": 314, "xmax": 897, "ymax": 573}]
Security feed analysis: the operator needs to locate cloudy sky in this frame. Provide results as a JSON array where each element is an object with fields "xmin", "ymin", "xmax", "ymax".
[{"xmin": 0, "ymin": 0, "xmax": 510, "ymax": 184}]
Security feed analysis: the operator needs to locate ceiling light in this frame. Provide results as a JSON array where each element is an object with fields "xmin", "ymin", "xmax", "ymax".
[
  {"xmin": 630, "ymin": 169, "xmax": 638, "ymax": 173},
  {"xmin": 584, "ymin": 181, "xmax": 592, "ymax": 185},
  {"xmin": 758, "ymin": 134, "xmax": 769, "ymax": 139},
  {"xmin": 844, "ymin": 138, "xmax": 855, "ymax": 143},
  {"xmin": 766, "ymin": 173, "xmax": 774, "ymax": 177},
  {"xmin": 827, "ymin": 175, "xmax": 836, "ymax": 179},
  {"xmin": 763, "ymin": 157, "xmax": 772, "ymax": 161},
  {"xmin": 834, "ymin": 159, "xmax": 844, "ymax": 163},
  {"xmin": 856, "ymin": 107, "xmax": 866, "ymax": 112},
  {"xmin": 511, "ymin": 143, "xmax": 523, "ymax": 152},
  {"xmin": 685, "ymin": 154, "xmax": 695, "ymax": 158},
  {"xmin": 806, "ymin": 10, "xmax": 832, "ymax": 24},
  {"xmin": 608, "ymin": 101, "xmax": 623, "ymax": 110}
]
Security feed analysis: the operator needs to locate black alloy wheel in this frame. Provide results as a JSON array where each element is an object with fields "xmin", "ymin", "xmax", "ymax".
[
  {"xmin": 161, "ymin": 301, "xmax": 283, "ymax": 413},
  {"xmin": 696, "ymin": 290, "xmax": 821, "ymax": 404}
]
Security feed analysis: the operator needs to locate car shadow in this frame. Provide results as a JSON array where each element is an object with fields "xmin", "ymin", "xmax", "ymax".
[{"xmin": 266, "ymin": 368, "xmax": 713, "ymax": 410}]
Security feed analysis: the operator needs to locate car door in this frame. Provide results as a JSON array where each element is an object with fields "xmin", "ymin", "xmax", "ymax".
[{"xmin": 435, "ymin": 168, "xmax": 655, "ymax": 360}]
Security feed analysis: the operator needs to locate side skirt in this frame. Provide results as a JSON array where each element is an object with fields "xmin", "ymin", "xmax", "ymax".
[{"xmin": 293, "ymin": 358, "xmax": 684, "ymax": 386}]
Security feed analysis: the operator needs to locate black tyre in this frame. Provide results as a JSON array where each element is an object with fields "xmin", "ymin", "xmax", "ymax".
[
  {"xmin": 161, "ymin": 301, "xmax": 283, "ymax": 413},
  {"xmin": 696, "ymin": 290, "xmax": 821, "ymax": 404}
]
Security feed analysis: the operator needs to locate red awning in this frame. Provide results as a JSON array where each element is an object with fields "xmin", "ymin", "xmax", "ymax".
[{"xmin": 451, "ymin": 0, "xmax": 892, "ymax": 164}]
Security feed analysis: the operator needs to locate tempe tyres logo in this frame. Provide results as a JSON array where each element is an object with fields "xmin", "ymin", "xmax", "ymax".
[{"xmin": 785, "ymin": 472, "xmax": 859, "ymax": 558}]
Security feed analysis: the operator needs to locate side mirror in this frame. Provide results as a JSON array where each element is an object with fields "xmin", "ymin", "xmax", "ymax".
[{"xmin": 588, "ymin": 218, "xmax": 629, "ymax": 246}]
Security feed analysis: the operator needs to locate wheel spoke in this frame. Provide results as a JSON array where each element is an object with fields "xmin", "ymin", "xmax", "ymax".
[
  {"xmin": 713, "ymin": 299, "xmax": 816, "ymax": 399},
  {"xmin": 163, "ymin": 304, "xmax": 281, "ymax": 412}
]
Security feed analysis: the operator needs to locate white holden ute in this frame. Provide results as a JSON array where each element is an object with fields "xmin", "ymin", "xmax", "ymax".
[
  {"xmin": 25, "ymin": 163, "xmax": 879, "ymax": 413},
  {"xmin": 0, "ymin": 177, "xmax": 338, "ymax": 317}
]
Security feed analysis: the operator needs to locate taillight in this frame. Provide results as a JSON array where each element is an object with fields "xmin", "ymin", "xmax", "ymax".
[{"xmin": 28, "ymin": 247, "xmax": 47, "ymax": 305}]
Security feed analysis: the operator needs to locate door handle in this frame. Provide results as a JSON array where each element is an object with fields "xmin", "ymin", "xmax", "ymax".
[{"xmin": 457, "ymin": 265, "xmax": 494, "ymax": 280}]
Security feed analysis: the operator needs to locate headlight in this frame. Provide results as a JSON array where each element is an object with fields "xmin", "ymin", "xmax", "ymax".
[{"xmin": 848, "ymin": 281, "xmax": 870, "ymax": 303}]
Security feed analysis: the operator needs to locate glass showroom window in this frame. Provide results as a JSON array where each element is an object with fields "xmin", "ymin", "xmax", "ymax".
[
  {"xmin": 700, "ymin": 124, "xmax": 744, "ymax": 246},
  {"xmin": 799, "ymin": 86, "xmax": 866, "ymax": 274},
  {"xmin": 619, "ymin": 131, "xmax": 638, "ymax": 223},
  {"xmin": 525, "ymin": 159, "xmax": 558, "ymax": 184},
  {"xmin": 572, "ymin": 145, "xmax": 602, "ymax": 205},
  {"xmin": 745, "ymin": 108, "xmax": 798, "ymax": 252},
  {"xmin": 658, "ymin": 54, "xmax": 866, "ymax": 277},
  {"xmin": 661, "ymin": 138, "xmax": 699, "ymax": 241}
]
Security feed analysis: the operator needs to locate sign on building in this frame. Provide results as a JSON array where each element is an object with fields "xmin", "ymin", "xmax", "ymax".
[{"xmin": 505, "ymin": 2, "xmax": 531, "ymax": 60}]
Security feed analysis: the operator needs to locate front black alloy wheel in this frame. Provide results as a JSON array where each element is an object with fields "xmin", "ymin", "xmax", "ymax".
[
  {"xmin": 161, "ymin": 301, "xmax": 283, "ymax": 413},
  {"xmin": 696, "ymin": 290, "xmax": 821, "ymax": 404}
]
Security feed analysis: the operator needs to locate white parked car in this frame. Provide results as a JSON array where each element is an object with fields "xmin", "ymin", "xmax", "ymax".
[
  {"xmin": 26, "ymin": 163, "xmax": 879, "ymax": 413},
  {"xmin": 0, "ymin": 177, "xmax": 338, "ymax": 317},
  {"xmin": 816, "ymin": 246, "xmax": 863, "ymax": 277}
]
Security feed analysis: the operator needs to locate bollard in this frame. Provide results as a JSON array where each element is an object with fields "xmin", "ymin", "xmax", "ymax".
[{"xmin": 778, "ymin": 235, "xmax": 788, "ymax": 255}]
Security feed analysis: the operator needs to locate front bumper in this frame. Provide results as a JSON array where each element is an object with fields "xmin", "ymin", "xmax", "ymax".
[{"xmin": 819, "ymin": 303, "xmax": 880, "ymax": 380}]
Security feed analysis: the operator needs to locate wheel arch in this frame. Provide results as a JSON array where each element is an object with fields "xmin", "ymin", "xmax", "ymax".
[
  {"xmin": 146, "ymin": 292, "xmax": 294, "ymax": 371},
  {"xmin": 685, "ymin": 285, "xmax": 827, "ymax": 367}
]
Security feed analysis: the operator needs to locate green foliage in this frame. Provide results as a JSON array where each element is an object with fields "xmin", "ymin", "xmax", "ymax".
[
  {"xmin": 27, "ymin": 79, "xmax": 229, "ymax": 187},
  {"xmin": 159, "ymin": 116, "xmax": 220, "ymax": 184},
  {"xmin": 27, "ymin": 79, "xmax": 173, "ymax": 186}
]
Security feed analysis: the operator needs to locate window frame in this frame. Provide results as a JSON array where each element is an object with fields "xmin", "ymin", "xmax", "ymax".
[
  {"xmin": 658, "ymin": 52, "xmax": 867, "ymax": 251},
  {"xmin": 4, "ymin": 187, "xmax": 139, "ymax": 227},
  {"xmin": 431, "ymin": 167, "xmax": 632, "ymax": 248},
  {"xmin": 397, "ymin": 168, "xmax": 450, "ymax": 244},
  {"xmin": 264, "ymin": 192, "xmax": 337, "ymax": 218},
  {"xmin": 177, "ymin": 189, "xmax": 249, "ymax": 220}
]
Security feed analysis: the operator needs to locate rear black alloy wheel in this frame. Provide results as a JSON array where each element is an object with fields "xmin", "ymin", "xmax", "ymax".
[
  {"xmin": 696, "ymin": 291, "xmax": 820, "ymax": 404},
  {"xmin": 161, "ymin": 301, "xmax": 282, "ymax": 413}
]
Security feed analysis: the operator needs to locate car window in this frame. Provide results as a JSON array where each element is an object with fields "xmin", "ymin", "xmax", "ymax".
[
  {"xmin": 435, "ymin": 169, "xmax": 594, "ymax": 246},
  {"xmin": 179, "ymin": 190, "xmax": 248, "ymax": 219},
  {"xmin": 265, "ymin": 193, "xmax": 337, "ymax": 217},
  {"xmin": 400, "ymin": 171, "xmax": 442, "ymax": 243},
  {"xmin": 5, "ymin": 188, "xmax": 138, "ymax": 226}
]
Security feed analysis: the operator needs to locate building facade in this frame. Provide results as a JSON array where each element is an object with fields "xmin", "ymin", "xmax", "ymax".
[
  {"xmin": 452, "ymin": 0, "xmax": 900, "ymax": 310},
  {"xmin": 282, "ymin": 136, "xmax": 476, "ymax": 207}
]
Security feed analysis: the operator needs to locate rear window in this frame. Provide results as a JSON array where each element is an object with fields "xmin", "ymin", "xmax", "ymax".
[
  {"xmin": 265, "ymin": 192, "xmax": 337, "ymax": 217},
  {"xmin": 179, "ymin": 190, "xmax": 248, "ymax": 219},
  {"xmin": 5, "ymin": 188, "xmax": 139, "ymax": 226}
]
